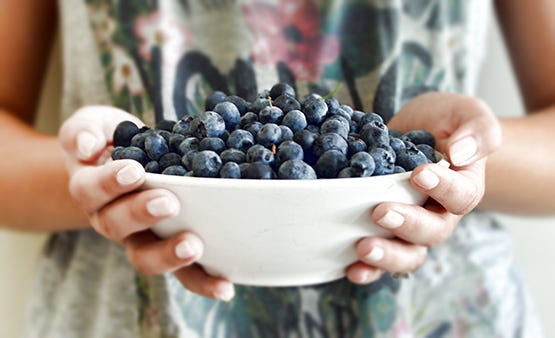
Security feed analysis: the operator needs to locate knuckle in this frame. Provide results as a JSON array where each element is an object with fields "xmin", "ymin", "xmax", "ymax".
[{"xmin": 127, "ymin": 249, "xmax": 153, "ymax": 276}]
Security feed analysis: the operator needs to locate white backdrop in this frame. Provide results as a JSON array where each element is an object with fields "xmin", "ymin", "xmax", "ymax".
[{"xmin": 0, "ymin": 14, "xmax": 554, "ymax": 338}]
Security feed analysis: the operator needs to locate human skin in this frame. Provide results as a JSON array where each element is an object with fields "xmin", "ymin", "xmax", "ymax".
[{"xmin": 0, "ymin": 0, "xmax": 553, "ymax": 298}]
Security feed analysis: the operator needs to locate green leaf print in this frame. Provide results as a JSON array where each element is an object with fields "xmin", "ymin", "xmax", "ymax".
[
  {"xmin": 368, "ymin": 290, "xmax": 397, "ymax": 333},
  {"xmin": 426, "ymin": 0, "xmax": 465, "ymax": 30},
  {"xmin": 403, "ymin": 0, "xmax": 434, "ymax": 19},
  {"xmin": 322, "ymin": 2, "xmax": 399, "ymax": 80}
]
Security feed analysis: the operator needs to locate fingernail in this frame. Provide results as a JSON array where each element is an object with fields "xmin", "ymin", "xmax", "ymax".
[
  {"xmin": 450, "ymin": 136, "xmax": 477, "ymax": 166},
  {"xmin": 358, "ymin": 270, "xmax": 373, "ymax": 283},
  {"xmin": 413, "ymin": 169, "xmax": 439, "ymax": 190},
  {"xmin": 377, "ymin": 210, "xmax": 404, "ymax": 229},
  {"xmin": 116, "ymin": 163, "xmax": 143, "ymax": 186},
  {"xmin": 215, "ymin": 283, "xmax": 235, "ymax": 302},
  {"xmin": 365, "ymin": 246, "xmax": 384, "ymax": 263},
  {"xmin": 175, "ymin": 237, "xmax": 202, "ymax": 260},
  {"xmin": 77, "ymin": 131, "xmax": 97, "ymax": 158},
  {"xmin": 146, "ymin": 196, "xmax": 179, "ymax": 217}
]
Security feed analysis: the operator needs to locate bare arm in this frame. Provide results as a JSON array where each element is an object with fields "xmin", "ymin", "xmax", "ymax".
[
  {"xmin": 0, "ymin": 0, "xmax": 88, "ymax": 230},
  {"xmin": 481, "ymin": 0, "xmax": 555, "ymax": 215}
]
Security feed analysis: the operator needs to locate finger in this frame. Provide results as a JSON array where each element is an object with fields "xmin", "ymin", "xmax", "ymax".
[
  {"xmin": 59, "ymin": 106, "xmax": 144, "ymax": 162},
  {"xmin": 356, "ymin": 237, "xmax": 428, "ymax": 274},
  {"xmin": 444, "ymin": 96, "xmax": 502, "ymax": 167},
  {"xmin": 69, "ymin": 159, "xmax": 146, "ymax": 213},
  {"xmin": 409, "ymin": 162, "xmax": 485, "ymax": 215},
  {"xmin": 345, "ymin": 262, "xmax": 384, "ymax": 284},
  {"xmin": 124, "ymin": 231, "xmax": 203, "ymax": 275},
  {"xmin": 91, "ymin": 189, "xmax": 179, "ymax": 242},
  {"xmin": 173, "ymin": 264, "xmax": 235, "ymax": 301},
  {"xmin": 372, "ymin": 201, "xmax": 459, "ymax": 247}
]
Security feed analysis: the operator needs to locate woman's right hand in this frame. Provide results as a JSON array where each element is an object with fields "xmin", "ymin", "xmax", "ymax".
[{"xmin": 59, "ymin": 106, "xmax": 235, "ymax": 301}]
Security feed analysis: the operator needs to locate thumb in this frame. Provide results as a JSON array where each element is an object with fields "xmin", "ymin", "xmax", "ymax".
[
  {"xmin": 59, "ymin": 106, "xmax": 144, "ymax": 162},
  {"xmin": 444, "ymin": 98, "xmax": 502, "ymax": 167}
]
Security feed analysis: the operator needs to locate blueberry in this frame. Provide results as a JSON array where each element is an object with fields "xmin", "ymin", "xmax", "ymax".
[
  {"xmin": 347, "ymin": 134, "xmax": 367, "ymax": 156},
  {"xmin": 130, "ymin": 132, "xmax": 148, "ymax": 149},
  {"xmin": 359, "ymin": 120, "xmax": 389, "ymax": 147},
  {"xmin": 214, "ymin": 101, "xmax": 241, "ymax": 130},
  {"xmin": 227, "ymin": 129, "xmax": 255, "ymax": 151},
  {"xmin": 313, "ymin": 133, "xmax": 348, "ymax": 157},
  {"xmin": 278, "ymin": 159, "xmax": 317, "ymax": 179},
  {"xmin": 239, "ymin": 162, "xmax": 250, "ymax": 178},
  {"xmin": 258, "ymin": 106, "xmax": 284, "ymax": 124},
  {"xmin": 282, "ymin": 110, "xmax": 308, "ymax": 132},
  {"xmin": 246, "ymin": 144, "xmax": 275, "ymax": 165},
  {"xmin": 315, "ymin": 150, "xmax": 348, "ymax": 178},
  {"xmin": 293, "ymin": 129, "xmax": 318, "ymax": 151},
  {"xmin": 416, "ymin": 144, "xmax": 437, "ymax": 163},
  {"xmin": 205, "ymin": 91, "xmax": 227, "ymax": 111},
  {"xmin": 220, "ymin": 130, "xmax": 230, "ymax": 142},
  {"xmin": 111, "ymin": 146, "xmax": 125, "ymax": 160},
  {"xmin": 181, "ymin": 150, "xmax": 198, "ymax": 171},
  {"xmin": 113, "ymin": 121, "xmax": 140, "ymax": 147},
  {"xmin": 388, "ymin": 129, "xmax": 403, "ymax": 138},
  {"xmin": 325, "ymin": 97, "xmax": 340, "ymax": 115},
  {"xmin": 219, "ymin": 161, "xmax": 241, "ymax": 179},
  {"xmin": 339, "ymin": 104, "xmax": 354, "ymax": 116},
  {"xmin": 257, "ymin": 123, "xmax": 282, "ymax": 148},
  {"xmin": 172, "ymin": 116, "xmax": 194, "ymax": 136},
  {"xmin": 349, "ymin": 152, "xmax": 376, "ymax": 176},
  {"xmin": 337, "ymin": 167, "xmax": 358, "ymax": 178},
  {"xmin": 155, "ymin": 119, "xmax": 176, "ymax": 132},
  {"xmin": 237, "ymin": 112, "xmax": 259, "ymax": 130},
  {"xmin": 389, "ymin": 137, "xmax": 406, "ymax": 153},
  {"xmin": 223, "ymin": 95, "xmax": 249, "ymax": 115},
  {"xmin": 159, "ymin": 152, "xmax": 182, "ymax": 170},
  {"xmin": 192, "ymin": 150, "xmax": 222, "ymax": 177},
  {"xmin": 243, "ymin": 162, "xmax": 276, "ymax": 179},
  {"xmin": 370, "ymin": 143, "xmax": 396, "ymax": 163},
  {"xmin": 189, "ymin": 111, "xmax": 226, "ymax": 138},
  {"xmin": 358, "ymin": 112, "xmax": 384, "ymax": 127},
  {"xmin": 220, "ymin": 149, "xmax": 246, "ymax": 164},
  {"xmin": 279, "ymin": 125, "xmax": 294, "ymax": 141},
  {"xmin": 369, "ymin": 147, "xmax": 395, "ymax": 176},
  {"xmin": 199, "ymin": 137, "xmax": 226, "ymax": 154},
  {"xmin": 273, "ymin": 94, "xmax": 301, "ymax": 113},
  {"xmin": 246, "ymin": 121, "xmax": 263, "ymax": 139},
  {"xmin": 394, "ymin": 166, "xmax": 406, "ymax": 173},
  {"xmin": 169, "ymin": 134, "xmax": 185, "ymax": 153},
  {"xmin": 351, "ymin": 110, "xmax": 365, "ymax": 124},
  {"xmin": 269, "ymin": 83, "xmax": 296, "ymax": 100},
  {"xmin": 320, "ymin": 119, "xmax": 349, "ymax": 140},
  {"xmin": 157, "ymin": 130, "xmax": 172, "ymax": 144},
  {"xmin": 404, "ymin": 130, "xmax": 436, "ymax": 148},
  {"xmin": 144, "ymin": 133, "xmax": 169, "ymax": 160},
  {"xmin": 396, "ymin": 147, "xmax": 429, "ymax": 171},
  {"xmin": 306, "ymin": 124, "xmax": 320, "ymax": 134},
  {"xmin": 249, "ymin": 97, "xmax": 271, "ymax": 114},
  {"xmin": 145, "ymin": 160, "xmax": 161, "ymax": 174},
  {"xmin": 162, "ymin": 165, "xmax": 187, "ymax": 176},
  {"xmin": 276, "ymin": 141, "xmax": 304, "ymax": 167},
  {"xmin": 301, "ymin": 96, "xmax": 328, "ymax": 125},
  {"xmin": 178, "ymin": 137, "xmax": 200, "ymax": 155},
  {"xmin": 118, "ymin": 146, "xmax": 149, "ymax": 166}
]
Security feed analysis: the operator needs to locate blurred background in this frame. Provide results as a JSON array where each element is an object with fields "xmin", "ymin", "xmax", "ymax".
[{"xmin": 1, "ymin": 13, "xmax": 554, "ymax": 338}]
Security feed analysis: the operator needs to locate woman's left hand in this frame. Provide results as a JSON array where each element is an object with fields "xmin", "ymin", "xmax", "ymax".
[{"xmin": 346, "ymin": 92, "xmax": 502, "ymax": 283}]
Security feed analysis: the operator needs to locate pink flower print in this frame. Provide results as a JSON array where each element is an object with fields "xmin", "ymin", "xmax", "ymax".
[
  {"xmin": 243, "ymin": 0, "xmax": 340, "ymax": 82},
  {"xmin": 134, "ymin": 11, "xmax": 191, "ymax": 64},
  {"xmin": 112, "ymin": 46, "xmax": 144, "ymax": 95},
  {"xmin": 392, "ymin": 320, "xmax": 413, "ymax": 338}
]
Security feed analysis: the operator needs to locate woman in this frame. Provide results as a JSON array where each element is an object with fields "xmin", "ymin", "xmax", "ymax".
[{"xmin": 0, "ymin": 0, "xmax": 552, "ymax": 337}]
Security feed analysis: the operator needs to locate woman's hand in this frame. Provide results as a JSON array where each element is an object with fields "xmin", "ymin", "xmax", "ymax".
[
  {"xmin": 346, "ymin": 92, "xmax": 502, "ymax": 283},
  {"xmin": 59, "ymin": 106, "xmax": 235, "ymax": 301}
]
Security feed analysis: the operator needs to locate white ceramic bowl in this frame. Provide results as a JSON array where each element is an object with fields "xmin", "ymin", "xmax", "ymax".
[{"xmin": 143, "ymin": 166, "xmax": 435, "ymax": 287}]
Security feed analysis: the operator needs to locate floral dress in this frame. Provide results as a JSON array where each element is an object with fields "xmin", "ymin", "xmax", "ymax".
[{"xmin": 23, "ymin": 1, "xmax": 543, "ymax": 337}]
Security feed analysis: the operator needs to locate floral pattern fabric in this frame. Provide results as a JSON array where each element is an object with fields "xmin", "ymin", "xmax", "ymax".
[{"xmin": 60, "ymin": 0, "xmax": 543, "ymax": 337}]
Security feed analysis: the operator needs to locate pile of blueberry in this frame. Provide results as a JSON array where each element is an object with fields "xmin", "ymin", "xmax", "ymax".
[{"xmin": 111, "ymin": 83, "xmax": 438, "ymax": 179}]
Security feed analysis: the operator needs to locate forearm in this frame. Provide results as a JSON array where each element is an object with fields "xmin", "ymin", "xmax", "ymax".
[
  {"xmin": 0, "ymin": 111, "xmax": 89, "ymax": 231},
  {"xmin": 481, "ymin": 107, "xmax": 555, "ymax": 215}
]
